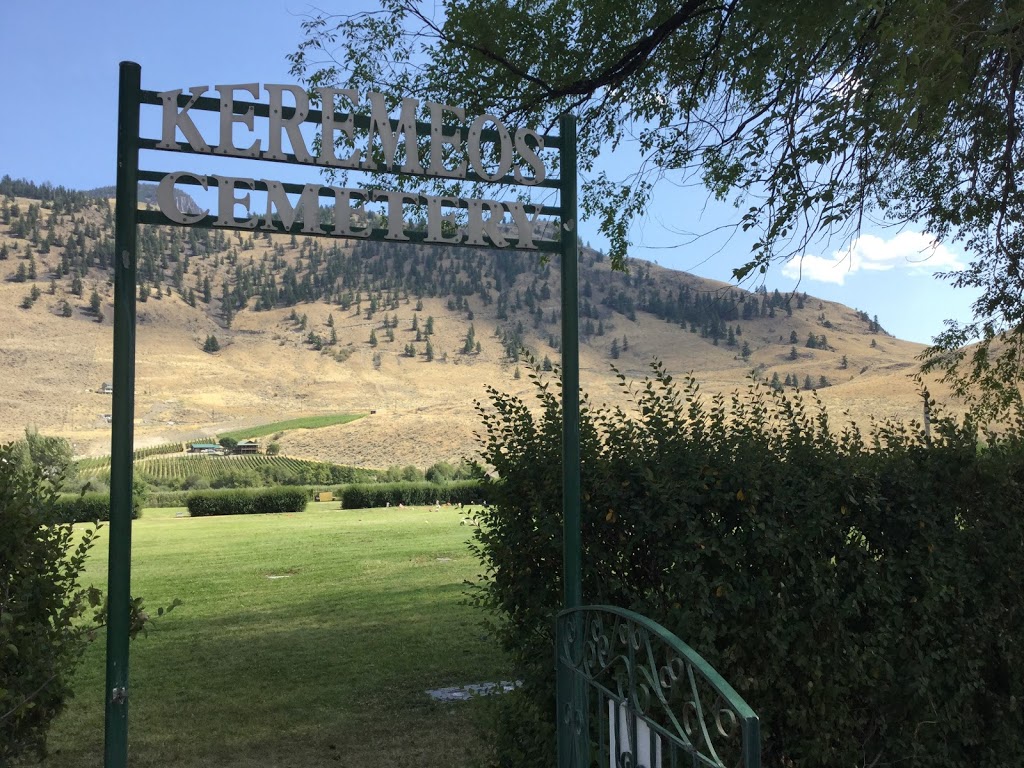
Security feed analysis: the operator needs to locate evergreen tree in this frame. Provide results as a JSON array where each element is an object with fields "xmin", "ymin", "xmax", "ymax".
[
  {"xmin": 789, "ymin": 346, "xmax": 798, "ymax": 360},
  {"xmin": 804, "ymin": 375, "xmax": 814, "ymax": 389},
  {"xmin": 610, "ymin": 338, "xmax": 620, "ymax": 359},
  {"xmin": 369, "ymin": 329, "xmax": 378, "ymax": 347},
  {"xmin": 89, "ymin": 289, "xmax": 101, "ymax": 314},
  {"xmin": 740, "ymin": 341, "xmax": 751, "ymax": 361},
  {"xmin": 425, "ymin": 340, "xmax": 434, "ymax": 361},
  {"xmin": 203, "ymin": 335, "xmax": 220, "ymax": 353}
]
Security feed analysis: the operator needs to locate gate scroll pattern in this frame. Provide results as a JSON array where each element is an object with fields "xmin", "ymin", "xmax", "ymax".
[{"xmin": 556, "ymin": 606, "xmax": 760, "ymax": 768}]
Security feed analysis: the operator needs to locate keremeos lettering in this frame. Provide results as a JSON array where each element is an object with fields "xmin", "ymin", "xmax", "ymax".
[{"xmin": 155, "ymin": 84, "xmax": 547, "ymax": 183}]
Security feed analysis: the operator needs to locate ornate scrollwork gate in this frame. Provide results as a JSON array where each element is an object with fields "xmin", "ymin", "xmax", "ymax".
[{"xmin": 556, "ymin": 606, "xmax": 760, "ymax": 768}]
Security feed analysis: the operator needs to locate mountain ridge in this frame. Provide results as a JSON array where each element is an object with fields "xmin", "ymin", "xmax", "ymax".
[{"xmin": 0, "ymin": 175, "xmax": 944, "ymax": 468}]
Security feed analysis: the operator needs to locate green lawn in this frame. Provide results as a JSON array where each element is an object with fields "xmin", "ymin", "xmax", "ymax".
[{"xmin": 31, "ymin": 504, "xmax": 508, "ymax": 767}]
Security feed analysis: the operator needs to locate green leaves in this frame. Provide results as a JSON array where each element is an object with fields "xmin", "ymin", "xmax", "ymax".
[
  {"xmin": 295, "ymin": 0, "xmax": 1024, "ymax": 399},
  {"xmin": 470, "ymin": 365, "xmax": 1024, "ymax": 766},
  {"xmin": 0, "ymin": 441, "xmax": 94, "ymax": 760}
]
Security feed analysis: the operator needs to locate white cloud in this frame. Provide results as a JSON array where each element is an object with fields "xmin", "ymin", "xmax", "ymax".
[{"xmin": 782, "ymin": 231, "xmax": 966, "ymax": 286}]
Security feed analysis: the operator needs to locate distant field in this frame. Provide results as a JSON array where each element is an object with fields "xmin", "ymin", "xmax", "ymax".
[
  {"xmin": 75, "ymin": 415, "xmax": 366, "ymax": 477},
  {"xmin": 79, "ymin": 454, "xmax": 371, "ymax": 485},
  {"xmin": 32, "ymin": 504, "xmax": 506, "ymax": 768},
  {"xmin": 218, "ymin": 413, "xmax": 365, "ymax": 441}
]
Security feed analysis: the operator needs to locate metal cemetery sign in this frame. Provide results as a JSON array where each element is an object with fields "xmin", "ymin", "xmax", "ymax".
[
  {"xmin": 105, "ymin": 62, "xmax": 582, "ymax": 767},
  {"xmin": 147, "ymin": 83, "xmax": 558, "ymax": 248}
]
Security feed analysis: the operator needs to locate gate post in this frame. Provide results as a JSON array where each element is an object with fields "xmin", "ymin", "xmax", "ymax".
[
  {"xmin": 556, "ymin": 113, "xmax": 587, "ymax": 767},
  {"xmin": 104, "ymin": 60, "xmax": 140, "ymax": 768}
]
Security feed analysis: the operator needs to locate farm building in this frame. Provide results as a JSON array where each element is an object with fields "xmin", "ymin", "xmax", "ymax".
[
  {"xmin": 235, "ymin": 439, "xmax": 260, "ymax": 454},
  {"xmin": 188, "ymin": 442, "xmax": 222, "ymax": 454}
]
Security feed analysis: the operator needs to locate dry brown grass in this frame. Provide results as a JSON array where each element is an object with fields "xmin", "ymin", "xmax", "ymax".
[{"xmin": 0, "ymin": 195, "xmax": 962, "ymax": 468}]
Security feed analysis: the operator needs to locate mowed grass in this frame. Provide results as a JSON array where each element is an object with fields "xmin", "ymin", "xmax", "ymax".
[
  {"xmin": 219, "ymin": 413, "xmax": 365, "ymax": 441},
  {"xmin": 32, "ymin": 504, "xmax": 507, "ymax": 767}
]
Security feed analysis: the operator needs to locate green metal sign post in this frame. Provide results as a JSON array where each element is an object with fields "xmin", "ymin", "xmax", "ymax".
[
  {"xmin": 105, "ymin": 62, "xmax": 583, "ymax": 767},
  {"xmin": 105, "ymin": 61, "xmax": 140, "ymax": 768}
]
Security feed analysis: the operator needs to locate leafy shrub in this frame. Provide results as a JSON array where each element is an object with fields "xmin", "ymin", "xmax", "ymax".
[
  {"xmin": 180, "ymin": 473, "xmax": 209, "ymax": 491},
  {"xmin": 382, "ymin": 464, "xmax": 426, "ymax": 482},
  {"xmin": 208, "ymin": 467, "xmax": 261, "ymax": 489},
  {"xmin": 425, "ymin": 460, "xmax": 477, "ymax": 483},
  {"xmin": 340, "ymin": 480, "xmax": 480, "ymax": 509},
  {"xmin": 0, "ymin": 443, "xmax": 100, "ymax": 761},
  {"xmin": 148, "ymin": 490, "xmax": 192, "ymax": 508},
  {"xmin": 187, "ymin": 487, "xmax": 308, "ymax": 517},
  {"xmin": 469, "ymin": 363, "xmax": 1024, "ymax": 768}
]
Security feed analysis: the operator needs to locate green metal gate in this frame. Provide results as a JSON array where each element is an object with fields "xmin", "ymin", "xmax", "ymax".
[{"xmin": 557, "ymin": 606, "xmax": 760, "ymax": 768}]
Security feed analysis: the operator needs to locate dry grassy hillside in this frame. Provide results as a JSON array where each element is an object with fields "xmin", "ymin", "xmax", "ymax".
[{"xmin": 0, "ymin": 188, "xmax": 958, "ymax": 469}]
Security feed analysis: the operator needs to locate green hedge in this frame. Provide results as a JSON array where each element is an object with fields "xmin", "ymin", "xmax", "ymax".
[
  {"xmin": 52, "ymin": 492, "xmax": 141, "ymax": 523},
  {"xmin": 340, "ymin": 480, "xmax": 480, "ymax": 509},
  {"xmin": 152, "ymin": 483, "xmax": 481, "ymax": 509},
  {"xmin": 148, "ymin": 490, "xmax": 192, "ymax": 508},
  {"xmin": 470, "ymin": 364, "xmax": 1024, "ymax": 768},
  {"xmin": 186, "ymin": 487, "xmax": 308, "ymax": 517}
]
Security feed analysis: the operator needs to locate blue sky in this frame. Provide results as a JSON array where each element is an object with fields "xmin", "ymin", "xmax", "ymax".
[{"xmin": 0, "ymin": 1, "xmax": 977, "ymax": 344}]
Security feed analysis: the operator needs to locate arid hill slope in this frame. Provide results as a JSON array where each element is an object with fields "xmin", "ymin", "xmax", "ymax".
[{"xmin": 0, "ymin": 185, "xmax": 952, "ymax": 468}]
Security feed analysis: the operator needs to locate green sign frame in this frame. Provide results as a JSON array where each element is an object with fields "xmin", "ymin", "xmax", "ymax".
[{"xmin": 106, "ymin": 61, "xmax": 582, "ymax": 767}]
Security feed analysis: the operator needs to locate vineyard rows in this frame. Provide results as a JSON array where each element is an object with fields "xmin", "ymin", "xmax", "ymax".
[
  {"xmin": 77, "ymin": 441, "xmax": 185, "ymax": 473},
  {"xmin": 81, "ymin": 454, "xmax": 322, "ymax": 483},
  {"xmin": 138, "ymin": 455, "xmax": 312, "ymax": 482}
]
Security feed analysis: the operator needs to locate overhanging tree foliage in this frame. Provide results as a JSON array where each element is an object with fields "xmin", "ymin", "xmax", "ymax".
[{"xmin": 290, "ymin": 0, "xmax": 1024, "ymax": 415}]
